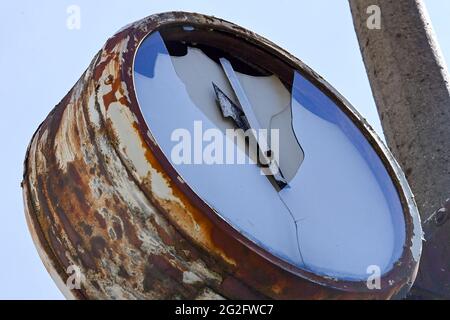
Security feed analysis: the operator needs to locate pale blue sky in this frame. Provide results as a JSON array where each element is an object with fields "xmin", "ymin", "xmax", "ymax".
[{"xmin": 0, "ymin": 0, "xmax": 448, "ymax": 299}]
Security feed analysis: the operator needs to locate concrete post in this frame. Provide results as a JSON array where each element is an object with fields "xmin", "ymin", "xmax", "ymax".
[{"xmin": 349, "ymin": 0, "xmax": 450, "ymax": 298}]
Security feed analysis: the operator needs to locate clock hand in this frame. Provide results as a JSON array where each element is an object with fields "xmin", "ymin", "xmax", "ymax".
[
  {"xmin": 212, "ymin": 82, "xmax": 250, "ymax": 131},
  {"xmin": 218, "ymin": 58, "xmax": 288, "ymax": 190},
  {"xmin": 213, "ymin": 81, "xmax": 288, "ymax": 189},
  {"xmin": 215, "ymin": 58, "xmax": 305, "ymax": 266}
]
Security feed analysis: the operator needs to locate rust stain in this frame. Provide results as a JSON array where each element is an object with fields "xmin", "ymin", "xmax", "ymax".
[{"xmin": 131, "ymin": 122, "xmax": 238, "ymax": 267}]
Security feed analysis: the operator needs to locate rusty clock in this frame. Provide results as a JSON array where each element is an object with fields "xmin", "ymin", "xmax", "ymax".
[{"xmin": 23, "ymin": 12, "xmax": 422, "ymax": 299}]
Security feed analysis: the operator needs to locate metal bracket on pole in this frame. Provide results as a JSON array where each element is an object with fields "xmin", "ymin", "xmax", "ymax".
[{"xmin": 422, "ymin": 198, "xmax": 450, "ymax": 241}]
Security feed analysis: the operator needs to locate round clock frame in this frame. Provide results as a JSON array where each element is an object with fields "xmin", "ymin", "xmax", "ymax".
[{"xmin": 22, "ymin": 11, "xmax": 422, "ymax": 299}]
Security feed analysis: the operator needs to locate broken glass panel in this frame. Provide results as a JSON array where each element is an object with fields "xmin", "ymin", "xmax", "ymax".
[{"xmin": 133, "ymin": 29, "xmax": 406, "ymax": 280}]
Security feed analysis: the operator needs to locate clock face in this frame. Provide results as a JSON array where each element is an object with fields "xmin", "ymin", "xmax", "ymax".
[{"xmin": 133, "ymin": 25, "xmax": 406, "ymax": 280}]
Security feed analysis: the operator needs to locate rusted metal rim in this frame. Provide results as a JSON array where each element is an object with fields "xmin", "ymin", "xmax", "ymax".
[{"xmin": 23, "ymin": 11, "xmax": 422, "ymax": 299}]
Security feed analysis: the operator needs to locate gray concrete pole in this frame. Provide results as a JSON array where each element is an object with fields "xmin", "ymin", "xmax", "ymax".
[{"xmin": 349, "ymin": 0, "xmax": 450, "ymax": 298}]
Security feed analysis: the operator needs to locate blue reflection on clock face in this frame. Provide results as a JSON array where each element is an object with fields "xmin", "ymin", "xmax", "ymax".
[{"xmin": 133, "ymin": 29, "xmax": 405, "ymax": 280}]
